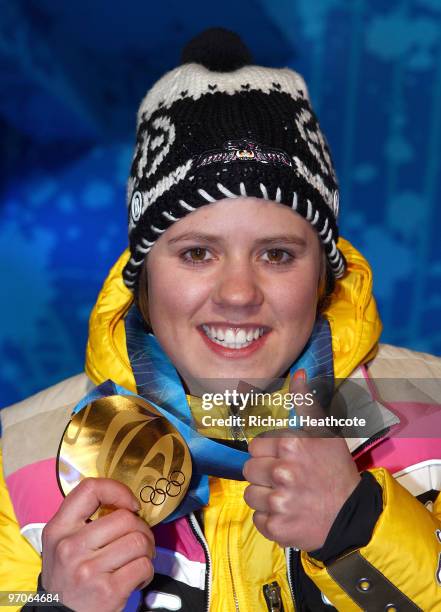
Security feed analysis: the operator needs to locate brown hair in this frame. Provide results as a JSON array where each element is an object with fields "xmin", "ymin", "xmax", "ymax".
[
  {"xmin": 317, "ymin": 255, "xmax": 336, "ymax": 314},
  {"xmin": 135, "ymin": 262, "xmax": 152, "ymax": 332}
]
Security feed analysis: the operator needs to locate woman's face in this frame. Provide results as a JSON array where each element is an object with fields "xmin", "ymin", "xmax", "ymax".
[{"xmin": 146, "ymin": 197, "xmax": 322, "ymax": 394}]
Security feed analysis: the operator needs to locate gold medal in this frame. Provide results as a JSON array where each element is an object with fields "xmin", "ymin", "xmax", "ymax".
[{"xmin": 57, "ymin": 395, "xmax": 192, "ymax": 526}]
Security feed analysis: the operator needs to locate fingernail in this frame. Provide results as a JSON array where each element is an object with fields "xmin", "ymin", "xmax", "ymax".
[
  {"xmin": 133, "ymin": 499, "xmax": 141, "ymax": 512},
  {"xmin": 293, "ymin": 368, "xmax": 307, "ymax": 381}
]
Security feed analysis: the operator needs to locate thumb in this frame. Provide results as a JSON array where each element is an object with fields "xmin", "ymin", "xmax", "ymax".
[
  {"xmin": 52, "ymin": 477, "xmax": 140, "ymax": 531},
  {"xmin": 289, "ymin": 369, "xmax": 335, "ymax": 436}
]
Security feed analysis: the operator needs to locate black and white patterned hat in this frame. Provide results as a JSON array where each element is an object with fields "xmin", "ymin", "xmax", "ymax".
[{"xmin": 123, "ymin": 28, "xmax": 346, "ymax": 290}]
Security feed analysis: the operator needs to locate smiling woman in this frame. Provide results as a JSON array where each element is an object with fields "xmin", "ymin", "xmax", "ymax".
[{"xmin": 1, "ymin": 27, "xmax": 441, "ymax": 612}]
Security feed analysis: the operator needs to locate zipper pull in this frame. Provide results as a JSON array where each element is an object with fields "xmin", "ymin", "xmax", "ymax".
[{"xmin": 263, "ymin": 581, "xmax": 284, "ymax": 612}]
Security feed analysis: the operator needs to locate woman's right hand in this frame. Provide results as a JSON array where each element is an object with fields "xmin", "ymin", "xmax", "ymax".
[{"xmin": 41, "ymin": 477, "xmax": 155, "ymax": 612}]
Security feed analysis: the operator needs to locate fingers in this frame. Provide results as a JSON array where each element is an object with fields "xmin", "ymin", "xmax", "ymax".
[
  {"xmin": 275, "ymin": 435, "xmax": 301, "ymax": 461},
  {"xmin": 252, "ymin": 511, "xmax": 271, "ymax": 539},
  {"xmin": 112, "ymin": 556, "xmax": 154, "ymax": 596},
  {"xmin": 78, "ymin": 508, "xmax": 155, "ymax": 552},
  {"xmin": 244, "ymin": 484, "xmax": 291, "ymax": 515},
  {"xmin": 244, "ymin": 458, "xmax": 295, "ymax": 511},
  {"xmin": 242, "ymin": 456, "xmax": 278, "ymax": 486},
  {"xmin": 249, "ymin": 429, "xmax": 305, "ymax": 463},
  {"xmin": 52, "ymin": 478, "xmax": 140, "ymax": 530},
  {"xmin": 253, "ymin": 512, "xmax": 290, "ymax": 547},
  {"xmin": 248, "ymin": 434, "xmax": 279, "ymax": 457},
  {"xmin": 252, "ymin": 510, "xmax": 295, "ymax": 547},
  {"xmin": 41, "ymin": 476, "xmax": 156, "ymax": 609},
  {"xmin": 87, "ymin": 530, "xmax": 155, "ymax": 573},
  {"xmin": 244, "ymin": 484, "xmax": 270, "ymax": 513},
  {"xmin": 243, "ymin": 371, "xmax": 364, "ymax": 551}
]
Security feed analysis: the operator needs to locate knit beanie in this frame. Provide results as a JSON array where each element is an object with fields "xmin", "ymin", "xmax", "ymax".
[{"xmin": 123, "ymin": 28, "xmax": 346, "ymax": 290}]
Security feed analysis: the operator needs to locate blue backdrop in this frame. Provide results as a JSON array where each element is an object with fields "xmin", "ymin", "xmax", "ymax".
[{"xmin": 1, "ymin": 0, "xmax": 441, "ymax": 409}]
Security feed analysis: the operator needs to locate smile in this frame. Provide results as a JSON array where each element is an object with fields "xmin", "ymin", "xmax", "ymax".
[{"xmin": 201, "ymin": 324, "xmax": 266, "ymax": 350}]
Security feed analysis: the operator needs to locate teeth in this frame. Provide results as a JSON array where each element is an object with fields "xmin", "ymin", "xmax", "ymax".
[
  {"xmin": 236, "ymin": 330, "xmax": 247, "ymax": 343},
  {"xmin": 225, "ymin": 329, "xmax": 236, "ymax": 344},
  {"xmin": 202, "ymin": 325, "xmax": 266, "ymax": 349}
]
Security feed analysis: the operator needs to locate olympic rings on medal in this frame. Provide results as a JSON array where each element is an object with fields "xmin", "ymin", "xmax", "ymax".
[{"xmin": 139, "ymin": 470, "xmax": 186, "ymax": 506}]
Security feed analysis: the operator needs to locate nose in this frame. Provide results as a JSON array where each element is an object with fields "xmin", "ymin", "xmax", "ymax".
[{"xmin": 212, "ymin": 260, "xmax": 264, "ymax": 309}]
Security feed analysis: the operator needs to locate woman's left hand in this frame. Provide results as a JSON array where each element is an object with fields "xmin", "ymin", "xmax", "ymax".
[{"xmin": 242, "ymin": 375, "xmax": 361, "ymax": 552}]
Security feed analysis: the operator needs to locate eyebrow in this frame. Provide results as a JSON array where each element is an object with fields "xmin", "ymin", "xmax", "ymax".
[{"xmin": 167, "ymin": 232, "xmax": 307, "ymax": 247}]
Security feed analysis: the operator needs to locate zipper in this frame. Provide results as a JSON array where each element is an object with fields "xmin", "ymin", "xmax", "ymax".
[
  {"xmin": 263, "ymin": 581, "xmax": 283, "ymax": 611},
  {"xmin": 229, "ymin": 402, "xmax": 248, "ymax": 443},
  {"xmin": 285, "ymin": 547, "xmax": 298, "ymax": 611},
  {"xmin": 227, "ymin": 521, "xmax": 240, "ymax": 612},
  {"xmin": 188, "ymin": 512, "xmax": 212, "ymax": 612}
]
